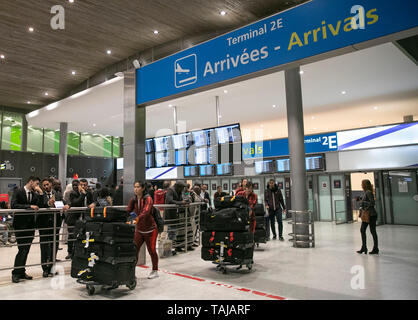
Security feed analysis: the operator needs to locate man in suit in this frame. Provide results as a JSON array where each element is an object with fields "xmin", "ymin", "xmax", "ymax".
[
  {"xmin": 66, "ymin": 179, "xmax": 94, "ymax": 259},
  {"xmin": 200, "ymin": 184, "xmax": 211, "ymax": 209},
  {"xmin": 11, "ymin": 176, "xmax": 45, "ymax": 283}
]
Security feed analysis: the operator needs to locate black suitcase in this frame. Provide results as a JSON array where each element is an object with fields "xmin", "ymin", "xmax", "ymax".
[
  {"xmin": 93, "ymin": 261, "xmax": 136, "ymax": 286},
  {"xmin": 214, "ymin": 195, "xmax": 249, "ymax": 210},
  {"xmin": 202, "ymin": 231, "xmax": 254, "ymax": 249},
  {"xmin": 254, "ymin": 204, "xmax": 265, "ymax": 217},
  {"xmin": 201, "ymin": 247, "xmax": 254, "ymax": 264},
  {"xmin": 76, "ymin": 222, "xmax": 135, "ymax": 244},
  {"xmin": 84, "ymin": 207, "xmax": 127, "ymax": 223},
  {"xmin": 254, "ymin": 229, "xmax": 267, "ymax": 243},
  {"xmin": 74, "ymin": 241, "xmax": 137, "ymax": 264},
  {"xmin": 201, "ymin": 207, "xmax": 250, "ymax": 232},
  {"xmin": 71, "ymin": 256, "xmax": 89, "ymax": 279},
  {"xmin": 255, "ymin": 216, "xmax": 266, "ymax": 229}
]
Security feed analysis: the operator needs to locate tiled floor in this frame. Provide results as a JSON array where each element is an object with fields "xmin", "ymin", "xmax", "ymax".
[{"xmin": 0, "ymin": 222, "xmax": 417, "ymax": 300}]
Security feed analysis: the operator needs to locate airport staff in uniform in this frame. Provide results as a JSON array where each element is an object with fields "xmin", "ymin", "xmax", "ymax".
[{"xmin": 11, "ymin": 176, "xmax": 45, "ymax": 283}]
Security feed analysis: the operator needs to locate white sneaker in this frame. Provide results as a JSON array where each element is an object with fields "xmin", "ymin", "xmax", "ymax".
[{"xmin": 148, "ymin": 270, "xmax": 159, "ymax": 279}]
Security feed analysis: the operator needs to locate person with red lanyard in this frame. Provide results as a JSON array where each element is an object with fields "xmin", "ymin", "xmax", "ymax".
[
  {"xmin": 236, "ymin": 181, "xmax": 257, "ymax": 233},
  {"xmin": 127, "ymin": 181, "xmax": 159, "ymax": 279}
]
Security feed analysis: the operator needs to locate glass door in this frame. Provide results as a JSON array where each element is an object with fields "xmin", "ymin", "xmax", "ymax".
[
  {"xmin": 307, "ymin": 176, "xmax": 314, "ymax": 214},
  {"xmin": 318, "ymin": 175, "xmax": 332, "ymax": 221},
  {"xmin": 388, "ymin": 171, "xmax": 418, "ymax": 225},
  {"xmin": 331, "ymin": 174, "xmax": 346, "ymax": 224}
]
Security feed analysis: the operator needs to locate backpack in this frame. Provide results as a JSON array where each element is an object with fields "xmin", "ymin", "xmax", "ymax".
[
  {"xmin": 151, "ymin": 206, "xmax": 164, "ymax": 233},
  {"xmin": 154, "ymin": 189, "xmax": 167, "ymax": 205}
]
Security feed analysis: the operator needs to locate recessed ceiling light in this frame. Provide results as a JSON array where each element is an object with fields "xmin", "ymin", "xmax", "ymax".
[
  {"xmin": 27, "ymin": 101, "xmax": 31, "ymax": 104},
  {"xmin": 373, "ymin": 106, "xmax": 379, "ymax": 110},
  {"xmin": 224, "ymin": 90, "xmax": 228, "ymax": 94},
  {"xmin": 311, "ymin": 116, "xmax": 315, "ymax": 119},
  {"xmin": 154, "ymin": 30, "xmax": 159, "ymax": 34},
  {"xmin": 218, "ymin": 115, "xmax": 222, "ymax": 118},
  {"xmin": 272, "ymin": 105, "xmax": 276, "ymax": 108},
  {"xmin": 341, "ymin": 91, "xmax": 347, "ymax": 95},
  {"xmin": 44, "ymin": 92, "xmax": 49, "ymax": 96},
  {"xmin": 69, "ymin": 0, "xmax": 74, "ymax": 3},
  {"xmin": 93, "ymin": 123, "xmax": 96, "ymax": 127},
  {"xmin": 71, "ymin": 71, "xmax": 76, "ymax": 75},
  {"xmin": 299, "ymin": 70, "xmax": 304, "ymax": 75},
  {"xmin": 28, "ymin": 27, "xmax": 34, "ymax": 32},
  {"xmin": 106, "ymin": 50, "xmax": 112, "ymax": 55},
  {"xmin": 220, "ymin": 11, "xmax": 227, "ymax": 16},
  {"xmin": 0, "ymin": 55, "xmax": 5, "ymax": 59}
]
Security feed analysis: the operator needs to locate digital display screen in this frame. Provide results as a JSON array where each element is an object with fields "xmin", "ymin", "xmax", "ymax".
[
  {"xmin": 195, "ymin": 147, "xmax": 209, "ymax": 165},
  {"xmin": 154, "ymin": 136, "xmax": 173, "ymax": 152},
  {"xmin": 216, "ymin": 163, "xmax": 233, "ymax": 176},
  {"xmin": 167, "ymin": 150, "xmax": 175, "ymax": 166},
  {"xmin": 276, "ymin": 155, "xmax": 325, "ymax": 172},
  {"xmin": 155, "ymin": 152, "xmax": 167, "ymax": 167},
  {"xmin": 255, "ymin": 160, "xmax": 274, "ymax": 174},
  {"xmin": 184, "ymin": 166, "xmax": 198, "ymax": 177},
  {"xmin": 175, "ymin": 149, "xmax": 187, "ymax": 166},
  {"xmin": 146, "ymin": 153, "xmax": 155, "ymax": 168},
  {"xmin": 200, "ymin": 165, "xmax": 214, "ymax": 177},
  {"xmin": 172, "ymin": 133, "xmax": 192, "ymax": 150},
  {"xmin": 146, "ymin": 139, "xmax": 155, "ymax": 153},
  {"xmin": 192, "ymin": 130, "xmax": 207, "ymax": 147},
  {"xmin": 215, "ymin": 125, "xmax": 241, "ymax": 144},
  {"xmin": 276, "ymin": 159, "xmax": 290, "ymax": 172},
  {"xmin": 208, "ymin": 146, "xmax": 218, "ymax": 164},
  {"xmin": 215, "ymin": 127, "xmax": 230, "ymax": 144}
]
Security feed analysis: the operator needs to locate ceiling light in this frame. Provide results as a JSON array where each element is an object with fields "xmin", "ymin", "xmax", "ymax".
[
  {"xmin": 27, "ymin": 101, "xmax": 31, "ymax": 104},
  {"xmin": 373, "ymin": 106, "xmax": 379, "ymax": 110},
  {"xmin": 224, "ymin": 90, "xmax": 228, "ymax": 94},
  {"xmin": 28, "ymin": 110, "xmax": 39, "ymax": 118},
  {"xmin": 106, "ymin": 50, "xmax": 112, "ymax": 55},
  {"xmin": 44, "ymin": 92, "xmax": 49, "ymax": 96},
  {"xmin": 272, "ymin": 105, "xmax": 276, "ymax": 108},
  {"xmin": 93, "ymin": 123, "xmax": 96, "ymax": 127},
  {"xmin": 0, "ymin": 55, "xmax": 4, "ymax": 59},
  {"xmin": 154, "ymin": 30, "xmax": 159, "ymax": 34},
  {"xmin": 220, "ymin": 11, "xmax": 227, "ymax": 16},
  {"xmin": 69, "ymin": 0, "xmax": 74, "ymax": 3},
  {"xmin": 168, "ymin": 104, "xmax": 173, "ymax": 107},
  {"xmin": 311, "ymin": 116, "xmax": 315, "ymax": 119},
  {"xmin": 299, "ymin": 70, "xmax": 304, "ymax": 75},
  {"xmin": 71, "ymin": 71, "xmax": 76, "ymax": 75},
  {"xmin": 28, "ymin": 27, "xmax": 34, "ymax": 32},
  {"xmin": 341, "ymin": 91, "xmax": 347, "ymax": 95}
]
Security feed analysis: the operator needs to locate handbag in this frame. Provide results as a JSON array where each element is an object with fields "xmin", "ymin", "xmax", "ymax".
[
  {"xmin": 152, "ymin": 206, "xmax": 164, "ymax": 233},
  {"xmin": 360, "ymin": 209, "xmax": 370, "ymax": 223}
]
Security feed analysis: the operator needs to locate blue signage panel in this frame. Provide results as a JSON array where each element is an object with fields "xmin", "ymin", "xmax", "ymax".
[
  {"xmin": 137, "ymin": 0, "xmax": 418, "ymax": 105},
  {"xmin": 242, "ymin": 133, "xmax": 338, "ymax": 160}
]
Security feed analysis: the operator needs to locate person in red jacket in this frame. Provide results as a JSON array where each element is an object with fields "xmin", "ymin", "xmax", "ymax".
[
  {"xmin": 127, "ymin": 181, "xmax": 159, "ymax": 279},
  {"xmin": 234, "ymin": 178, "xmax": 248, "ymax": 195},
  {"xmin": 236, "ymin": 181, "xmax": 257, "ymax": 233},
  {"xmin": 154, "ymin": 181, "xmax": 170, "ymax": 208}
]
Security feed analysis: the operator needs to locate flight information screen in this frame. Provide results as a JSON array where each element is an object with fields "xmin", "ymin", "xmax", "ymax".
[
  {"xmin": 146, "ymin": 153, "xmax": 155, "ymax": 168},
  {"xmin": 146, "ymin": 139, "xmax": 155, "ymax": 153},
  {"xmin": 200, "ymin": 165, "xmax": 215, "ymax": 177},
  {"xmin": 184, "ymin": 166, "xmax": 199, "ymax": 177},
  {"xmin": 192, "ymin": 130, "xmax": 207, "ymax": 147},
  {"xmin": 172, "ymin": 133, "xmax": 192, "ymax": 150},
  {"xmin": 215, "ymin": 124, "xmax": 241, "ymax": 144},
  {"xmin": 276, "ymin": 159, "xmax": 290, "ymax": 172},
  {"xmin": 175, "ymin": 149, "xmax": 187, "ymax": 166},
  {"xmin": 195, "ymin": 147, "xmax": 209, "ymax": 165},
  {"xmin": 154, "ymin": 136, "xmax": 173, "ymax": 152},
  {"xmin": 216, "ymin": 163, "xmax": 233, "ymax": 176},
  {"xmin": 255, "ymin": 160, "xmax": 275, "ymax": 174},
  {"xmin": 155, "ymin": 152, "xmax": 167, "ymax": 167}
]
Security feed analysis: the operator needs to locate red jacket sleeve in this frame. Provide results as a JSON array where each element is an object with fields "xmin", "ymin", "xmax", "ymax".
[
  {"xmin": 126, "ymin": 198, "xmax": 135, "ymax": 214},
  {"xmin": 136, "ymin": 196, "xmax": 156, "ymax": 232}
]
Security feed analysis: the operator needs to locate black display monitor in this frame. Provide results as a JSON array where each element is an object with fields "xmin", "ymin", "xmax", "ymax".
[
  {"xmin": 200, "ymin": 165, "xmax": 215, "ymax": 177},
  {"xmin": 255, "ymin": 160, "xmax": 275, "ymax": 174},
  {"xmin": 216, "ymin": 163, "xmax": 233, "ymax": 176},
  {"xmin": 175, "ymin": 149, "xmax": 187, "ymax": 166},
  {"xmin": 184, "ymin": 166, "xmax": 199, "ymax": 178},
  {"xmin": 146, "ymin": 153, "xmax": 155, "ymax": 168},
  {"xmin": 145, "ymin": 139, "xmax": 155, "ymax": 153},
  {"xmin": 276, "ymin": 159, "xmax": 291, "ymax": 173}
]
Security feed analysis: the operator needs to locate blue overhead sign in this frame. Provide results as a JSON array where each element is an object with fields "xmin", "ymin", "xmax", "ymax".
[
  {"xmin": 242, "ymin": 132, "xmax": 338, "ymax": 160},
  {"xmin": 136, "ymin": 0, "xmax": 418, "ymax": 105}
]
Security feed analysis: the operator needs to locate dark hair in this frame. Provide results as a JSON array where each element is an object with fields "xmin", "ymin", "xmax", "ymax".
[
  {"xmin": 362, "ymin": 179, "xmax": 373, "ymax": 192},
  {"xmin": 163, "ymin": 181, "xmax": 171, "ymax": 189},
  {"xmin": 245, "ymin": 181, "xmax": 253, "ymax": 189},
  {"xmin": 96, "ymin": 183, "xmax": 102, "ymax": 189},
  {"xmin": 27, "ymin": 176, "xmax": 40, "ymax": 183},
  {"xmin": 99, "ymin": 187, "xmax": 110, "ymax": 198},
  {"xmin": 134, "ymin": 181, "xmax": 149, "ymax": 196},
  {"xmin": 72, "ymin": 179, "xmax": 80, "ymax": 185},
  {"xmin": 41, "ymin": 178, "xmax": 50, "ymax": 185},
  {"xmin": 80, "ymin": 179, "xmax": 88, "ymax": 184}
]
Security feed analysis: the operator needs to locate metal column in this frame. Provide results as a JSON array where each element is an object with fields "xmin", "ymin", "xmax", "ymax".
[
  {"xmin": 58, "ymin": 122, "xmax": 68, "ymax": 185},
  {"xmin": 173, "ymin": 106, "xmax": 178, "ymax": 134},
  {"xmin": 285, "ymin": 67, "xmax": 309, "ymax": 248},
  {"xmin": 215, "ymin": 95, "xmax": 220, "ymax": 127}
]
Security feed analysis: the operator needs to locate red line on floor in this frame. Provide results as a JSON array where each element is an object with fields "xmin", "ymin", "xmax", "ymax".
[{"xmin": 137, "ymin": 265, "xmax": 287, "ymax": 300}]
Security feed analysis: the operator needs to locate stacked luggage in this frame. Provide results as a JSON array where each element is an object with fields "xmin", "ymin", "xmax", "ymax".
[
  {"xmin": 200, "ymin": 196, "xmax": 254, "ymax": 272},
  {"xmin": 71, "ymin": 207, "xmax": 137, "ymax": 295},
  {"xmin": 253, "ymin": 204, "xmax": 267, "ymax": 245}
]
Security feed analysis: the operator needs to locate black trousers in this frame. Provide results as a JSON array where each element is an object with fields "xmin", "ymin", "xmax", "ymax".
[
  {"xmin": 12, "ymin": 227, "xmax": 35, "ymax": 276},
  {"xmin": 66, "ymin": 212, "xmax": 81, "ymax": 255},
  {"xmin": 38, "ymin": 213, "xmax": 62, "ymax": 272},
  {"xmin": 360, "ymin": 215, "xmax": 378, "ymax": 249},
  {"xmin": 269, "ymin": 208, "xmax": 283, "ymax": 238}
]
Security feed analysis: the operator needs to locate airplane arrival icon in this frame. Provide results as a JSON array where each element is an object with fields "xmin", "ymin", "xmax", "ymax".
[{"xmin": 175, "ymin": 54, "xmax": 197, "ymax": 88}]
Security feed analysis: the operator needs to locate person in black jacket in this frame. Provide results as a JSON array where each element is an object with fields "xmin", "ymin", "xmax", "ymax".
[
  {"xmin": 113, "ymin": 178, "xmax": 124, "ymax": 205},
  {"xmin": 264, "ymin": 179, "xmax": 286, "ymax": 241},
  {"xmin": 11, "ymin": 176, "xmax": 45, "ymax": 283},
  {"xmin": 65, "ymin": 179, "xmax": 94, "ymax": 259},
  {"xmin": 213, "ymin": 186, "xmax": 227, "ymax": 202},
  {"xmin": 357, "ymin": 179, "xmax": 379, "ymax": 255}
]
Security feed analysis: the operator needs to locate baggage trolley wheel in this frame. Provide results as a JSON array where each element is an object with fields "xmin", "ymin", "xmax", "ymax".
[
  {"xmin": 216, "ymin": 264, "xmax": 221, "ymax": 270},
  {"xmin": 246, "ymin": 264, "xmax": 253, "ymax": 271},
  {"xmin": 127, "ymin": 279, "xmax": 137, "ymax": 291},
  {"xmin": 221, "ymin": 267, "xmax": 227, "ymax": 274},
  {"xmin": 256, "ymin": 243, "xmax": 259, "ymax": 248},
  {"xmin": 236, "ymin": 265, "xmax": 242, "ymax": 271},
  {"xmin": 86, "ymin": 285, "xmax": 95, "ymax": 296}
]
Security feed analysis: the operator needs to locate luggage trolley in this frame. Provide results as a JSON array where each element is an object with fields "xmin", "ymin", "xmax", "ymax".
[
  {"xmin": 77, "ymin": 277, "xmax": 137, "ymax": 296},
  {"xmin": 212, "ymin": 241, "xmax": 253, "ymax": 274}
]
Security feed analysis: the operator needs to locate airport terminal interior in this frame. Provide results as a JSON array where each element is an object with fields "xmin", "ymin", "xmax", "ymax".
[{"xmin": 0, "ymin": 0, "xmax": 417, "ymax": 301}]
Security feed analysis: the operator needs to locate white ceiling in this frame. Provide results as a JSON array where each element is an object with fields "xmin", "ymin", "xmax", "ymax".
[{"xmin": 28, "ymin": 42, "xmax": 418, "ymax": 141}]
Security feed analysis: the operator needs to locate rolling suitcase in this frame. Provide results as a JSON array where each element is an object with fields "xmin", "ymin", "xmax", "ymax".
[
  {"xmin": 255, "ymin": 216, "xmax": 266, "ymax": 229},
  {"xmin": 202, "ymin": 231, "xmax": 254, "ymax": 249},
  {"xmin": 254, "ymin": 204, "xmax": 265, "ymax": 217},
  {"xmin": 93, "ymin": 261, "xmax": 136, "ymax": 286},
  {"xmin": 201, "ymin": 207, "xmax": 250, "ymax": 232},
  {"xmin": 71, "ymin": 255, "xmax": 89, "ymax": 278},
  {"xmin": 214, "ymin": 195, "xmax": 249, "ymax": 210},
  {"xmin": 74, "ymin": 241, "xmax": 137, "ymax": 264},
  {"xmin": 84, "ymin": 207, "xmax": 127, "ymax": 223},
  {"xmin": 201, "ymin": 246, "xmax": 254, "ymax": 264},
  {"xmin": 76, "ymin": 222, "xmax": 135, "ymax": 244}
]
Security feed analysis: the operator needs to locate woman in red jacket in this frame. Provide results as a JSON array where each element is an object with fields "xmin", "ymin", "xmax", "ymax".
[
  {"xmin": 236, "ymin": 181, "xmax": 257, "ymax": 233},
  {"xmin": 127, "ymin": 181, "xmax": 159, "ymax": 279}
]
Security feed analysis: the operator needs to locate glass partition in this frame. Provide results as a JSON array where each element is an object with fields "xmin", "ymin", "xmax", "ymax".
[
  {"xmin": 1, "ymin": 111, "xmax": 22, "ymax": 151},
  {"xmin": 27, "ymin": 126, "xmax": 43, "ymax": 153}
]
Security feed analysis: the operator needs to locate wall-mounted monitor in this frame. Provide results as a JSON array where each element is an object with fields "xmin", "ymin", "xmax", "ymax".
[
  {"xmin": 195, "ymin": 147, "xmax": 209, "ymax": 165},
  {"xmin": 276, "ymin": 154, "xmax": 325, "ymax": 172},
  {"xmin": 208, "ymin": 146, "xmax": 218, "ymax": 164},
  {"xmin": 200, "ymin": 165, "xmax": 215, "ymax": 177},
  {"xmin": 215, "ymin": 124, "xmax": 241, "ymax": 144},
  {"xmin": 276, "ymin": 159, "xmax": 290, "ymax": 173},
  {"xmin": 117, "ymin": 158, "xmax": 123, "ymax": 170},
  {"xmin": 216, "ymin": 163, "xmax": 233, "ymax": 176},
  {"xmin": 192, "ymin": 130, "xmax": 207, "ymax": 148},
  {"xmin": 155, "ymin": 152, "xmax": 168, "ymax": 168},
  {"xmin": 146, "ymin": 153, "xmax": 155, "ymax": 168},
  {"xmin": 154, "ymin": 136, "xmax": 173, "ymax": 152},
  {"xmin": 172, "ymin": 133, "xmax": 192, "ymax": 150},
  {"xmin": 255, "ymin": 160, "xmax": 275, "ymax": 174},
  {"xmin": 146, "ymin": 139, "xmax": 155, "ymax": 153},
  {"xmin": 184, "ymin": 166, "xmax": 199, "ymax": 178},
  {"xmin": 175, "ymin": 149, "xmax": 187, "ymax": 166}
]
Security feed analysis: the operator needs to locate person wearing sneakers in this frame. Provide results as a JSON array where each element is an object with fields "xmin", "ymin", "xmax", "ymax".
[
  {"xmin": 127, "ymin": 181, "xmax": 159, "ymax": 279},
  {"xmin": 264, "ymin": 179, "xmax": 286, "ymax": 241}
]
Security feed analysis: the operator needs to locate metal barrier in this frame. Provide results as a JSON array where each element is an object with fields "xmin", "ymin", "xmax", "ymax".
[
  {"xmin": 0, "ymin": 202, "xmax": 204, "ymax": 273},
  {"xmin": 153, "ymin": 203, "xmax": 203, "ymax": 253},
  {"xmin": 287, "ymin": 209, "xmax": 315, "ymax": 248}
]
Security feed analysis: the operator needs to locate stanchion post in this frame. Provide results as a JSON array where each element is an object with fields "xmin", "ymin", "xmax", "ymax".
[
  {"xmin": 184, "ymin": 206, "xmax": 188, "ymax": 253},
  {"xmin": 52, "ymin": 210, "xmax": 57, "ymax": 268}
]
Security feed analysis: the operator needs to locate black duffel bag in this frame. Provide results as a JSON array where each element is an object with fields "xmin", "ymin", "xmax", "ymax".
[
  {"xmin": 214, "ymin": 195, "xmax": 249, "ymax": 210},
  {"xmin": 254, "ymin": 204, "xmax": 265, "ymax": 217},
  {"xmin": 76, "ymin": 222, "xmax": 135, "ymax": 245},
  {"xmin": 202, "ymin": 231, "xmax": 254, "ymax": 249},
  {"xmin": 201, "ymin": 207, "xmax": 250, "ymax": 232},
  {"xmin": 84, "ymin": 207, "xmax": 127, "ymax": 223},
  {"xmin": 255, "ymin": 216, "xmax": 266, "ymax": 230}
]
